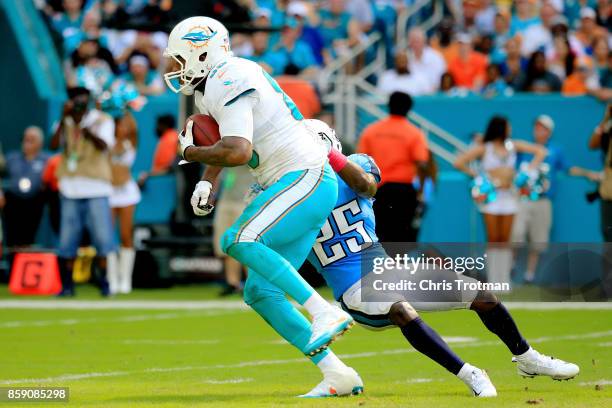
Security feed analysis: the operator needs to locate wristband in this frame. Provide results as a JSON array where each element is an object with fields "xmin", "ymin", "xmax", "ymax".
[{"xmin": 328, "ymin": 148, "xmax": 348, "ymax": 172}]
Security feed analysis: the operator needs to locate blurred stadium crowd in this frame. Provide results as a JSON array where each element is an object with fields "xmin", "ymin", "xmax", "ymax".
[
  {"xmin": 27, "ymin": 0, "xmax": 612, "ymax": 99},
  {"xmin": 0, "ymin": 0, "xmax": 611, "ymax": 296}
]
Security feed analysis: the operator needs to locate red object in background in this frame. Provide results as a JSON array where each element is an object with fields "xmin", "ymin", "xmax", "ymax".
[
  {"xmin": 185, "ymin": 114, "xmax": 221, "ymax": 147},
  {"xmin": 9, "ymin": 253, "xmax": 62, "ymax": 295}
]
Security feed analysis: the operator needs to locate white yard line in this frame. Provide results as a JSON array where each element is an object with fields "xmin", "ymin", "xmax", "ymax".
[
  {"xmin": 0, "ymin": 300, "xmax": 249, "ymax": 310},
  {"xmin": 122, "ymin": 339, "xmax": 220, "ymax": 345},
  {"xmin": 1, "ymin": 330, "xmax": 611, "ymax": 386},
  {"xmin": 0, "ymin": 311, "xmax": 232, "ymax": 329},
  {"xmin": 395, "ymin": 378, "xmax": 434, "ymax": 384},
  {"xmin": 0, "ymin": 300, "xmax": 611, "ymax": 310},
  {"xmin": 578, "ymin": 379, "xmax": 612, "ymax": 386},
  {"xmin": 203, "ymin": 378, "xmax": 254, "ymax": 384}
]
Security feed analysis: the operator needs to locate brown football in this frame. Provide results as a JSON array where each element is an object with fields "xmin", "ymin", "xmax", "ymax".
[{"xmin": 185, "ymin": 114, "xmax": 221, "ymax": 147}]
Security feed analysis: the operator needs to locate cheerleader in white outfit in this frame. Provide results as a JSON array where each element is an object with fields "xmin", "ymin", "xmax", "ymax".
[
  {"xmin": 108, "ymin": 111, "xmax": 141, "ymax": 294},
  {"xmin": 454, "ymin": 116, "xmax": 546, "ymax": 285}
]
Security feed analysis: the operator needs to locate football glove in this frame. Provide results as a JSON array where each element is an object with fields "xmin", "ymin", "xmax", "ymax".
[{"xmin": 190, "ymin": 180, "xmax": 214, "ymax": 216}]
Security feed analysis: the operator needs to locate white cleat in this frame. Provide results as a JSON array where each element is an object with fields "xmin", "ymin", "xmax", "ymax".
[
  {"xmin": 298, "ymin": 367, "xmax": 364, "ymax": 398},
  {"xmin": 459, "ymin": 364, "xmax": 497, "ymax": 397},
  {"xmin": 513, "ymin": 348, "xmax": 580, "ymax": 380},
  {"xmin": 304, "ymin": 307, "xmax": 354, "ymax": 356}
]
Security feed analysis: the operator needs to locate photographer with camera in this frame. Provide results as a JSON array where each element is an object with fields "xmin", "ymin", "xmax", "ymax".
[{"xmin": 50, "ymin": 87, "xmax": 116, "ymax": 296}]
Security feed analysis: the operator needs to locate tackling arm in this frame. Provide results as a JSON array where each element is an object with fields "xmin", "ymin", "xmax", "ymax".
[{"xmin": 329, "ymin": 149, "xmax": 377, "ymax": 198}]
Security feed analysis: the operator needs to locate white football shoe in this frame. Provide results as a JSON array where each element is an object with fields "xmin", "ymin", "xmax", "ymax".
[
  {"xmin": 304, "ymin": 307, "xmax": 354, "ymax": 356},
  {"xmin": 458, "ymin": 363, "xmax": 497, "ymax": 397},
  {"xmin": 513, "ymin": 348, "xmax": 580, "ymax": 380},
  {"xmin": 298, "ymin": 367, "xmax": 364, "ymax": 398}
]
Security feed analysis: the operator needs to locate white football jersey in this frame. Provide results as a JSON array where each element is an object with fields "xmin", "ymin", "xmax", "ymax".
[{"xmin": 194, "ymin": 57, "xmax": 325, "ymax": 187}]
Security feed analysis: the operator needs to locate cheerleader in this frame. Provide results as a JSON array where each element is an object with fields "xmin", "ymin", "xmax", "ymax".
[
  {"xmin": 455, "ymin": 116, "xmax": 546, "ymax": 285},
  {"xmin": 100, "ymin": 83, "xmax": 144, "ymax": 295}
]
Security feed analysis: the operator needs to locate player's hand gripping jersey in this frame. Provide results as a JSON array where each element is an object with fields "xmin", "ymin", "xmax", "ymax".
[
  {"xmin": 194, "ymin": 57, "xmax": 325, "ymax": 187},
  {"xmin": 307, "ymin": 154, "xmax": 383, "ymax": 300}
]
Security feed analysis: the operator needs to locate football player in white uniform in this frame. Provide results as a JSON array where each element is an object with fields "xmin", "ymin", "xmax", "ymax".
[{"xmin": 163, "ymin": 17, "xmax": 362, "ymax": 396}]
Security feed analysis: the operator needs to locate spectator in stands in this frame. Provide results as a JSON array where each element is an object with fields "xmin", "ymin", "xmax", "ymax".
[
  {"xmin": 407, "ymin": 27, "xmax": 447, "ymax": 93},
  {"xmin": 475, "ymin": 0, "xmax": 497, "ymax": 35},
  {"xmin": 50, "ymin": 86, "xmax": 116, "ymax": 296},
  {"xmin": 213, "ymin": 166, "xmax": 253, "ymax": 296},
  {"xmin": 564, "ymin": 0, "xmax": 595, "ymax": 29},
  {"xmin": 273, "ymin": 18, "xmax": 318, "ymax": 77},
  {"xmin": 66, "ymin": 38, "xmax": 116, "ymax": 97},
  {"xmin": 521, "ymin": 2, "xmax": 559, "ymax": 58},
  {"xmin": 138, "ymin": 114, "xmax": 178, "ymax": 186},
  {"xmin": 548, "ymin": 35, "xmax": 576, "ymax": 80},
  {"xmin": 63, "ymin": 10, "xmax": 109, "ymax": 57},
  {"xmin": 1, "ymin": 126, "xmax": 50, "ymax": 248},
  {"xmin": 121, "ymin": 55, "xmax": 164, "ymax": 96},
  {"xmin": 459, "ymin": 0, "xmax": 481, "ymax": 34},
  {"xmin": 345, "ymin": 0, "xmax": 374, "ymax": 32},
  {"xmin": 490, "ymin": 11, "xmax": 512, "ymax": 64},
  {"xmin": 430, "ymin": 17, "xmax": 459, "ymax": 66},
  {"xmin": 571, "ymin": 7, "xmax": 608, "ymax": 56},
  {"xmin": 510, "ymin": 0, "xmax": 540, "ymax": 36},
  {"xmin": 593, "ymin": 36, "xmax": 610, "ymax": 76},
  {"xmin": 447, "ymin": 33, "xmax": 488, "ymax": 91},
  {"xmin": 517, "ymin": 50, "xmax": 562, "ymax": 92},
  {"xmin": 593, "ymin": 50, "xmax": 612, "ymax": 100},
  {"xmin": 377, "ymin": 50, "xmax": 430, "ymax": 96},
  {"xmin": 500, "ymin": 37, "xmax": 527, "ymax": 88},
  {"xmin": 563, "ymin": 56, "xmax": 599, "ymax": 96},
  {"xmin": 357, "ymin": 92, "xmax": 429, "ymax": 243},
  {"xmin": 115, "ymin": 32, "xmax": 162, "ymax": 71},
  {"xmin": 438, "ymin": 72, "xmax": 459, "ymax": 94},
  {"xmin": 512, "ymin": 115, "xmax": 599, "ymax": 283},
  {"xmin": 481, "ymin": 63, "xmax": 514, "ymax": 97},
  {"xmin": 247, "ymin": 31, "xmax": 285, "ymax": 75},
  {"xmin": 596, "ymin": 0, "xmax": 612, "ymax": 30},
  {"xmin": 50, "ymin": 0, "xmax": 84, "ymax": 40},
  {"xmin": 287, "ymin": 1, "xmax": 325, "ymax": 65},
  {"xmin": 276, "ymin": 65, "xmax": 321, "ymax": 119},
  {"xmin": 318, "ymin": 0, "xmax": 362, "ymax": 63}
]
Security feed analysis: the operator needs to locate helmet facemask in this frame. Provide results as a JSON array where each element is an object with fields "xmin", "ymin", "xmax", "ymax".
[{"xmin": 163, "ymin": 51, "xmax": 208, "ymax": 95}]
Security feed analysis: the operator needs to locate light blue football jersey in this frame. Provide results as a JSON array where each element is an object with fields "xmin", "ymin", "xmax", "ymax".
[{"xmin": 307, "ymin": 154, "xmax": 385, "ymax": 299}]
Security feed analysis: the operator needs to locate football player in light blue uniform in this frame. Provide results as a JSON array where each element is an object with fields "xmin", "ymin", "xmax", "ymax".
[
  {"xmin": 305, "ymin": 120, "xmax": 580, "ymax": 397},
  {"xmin": 163, "ymin": 17, "xmax": 360, "ymax": 397}
]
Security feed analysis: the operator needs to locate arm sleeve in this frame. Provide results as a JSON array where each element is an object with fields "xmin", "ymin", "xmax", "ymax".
[{"xmin": 216, "ymin": 95, "xmax": 256, "ymax": 142}]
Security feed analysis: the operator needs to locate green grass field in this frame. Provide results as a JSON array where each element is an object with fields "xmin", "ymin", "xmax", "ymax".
[{"xmin": 1, "ymin": 285, "xmax": 610, "ymax": 407}]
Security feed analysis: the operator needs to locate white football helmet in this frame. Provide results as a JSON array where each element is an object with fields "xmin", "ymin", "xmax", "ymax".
[
  {"xmin": 163, "ymin": 16, "xmax": 232, "ymax": 95},
  {"xmin": 304, "ymin": 119, "xmax": 342, "ymax": 153}
]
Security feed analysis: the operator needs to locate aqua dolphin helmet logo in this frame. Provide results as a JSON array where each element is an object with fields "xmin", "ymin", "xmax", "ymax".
[{"xmin": 181, "ymin": 26, "xmax": 218, "ymax": 48}]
